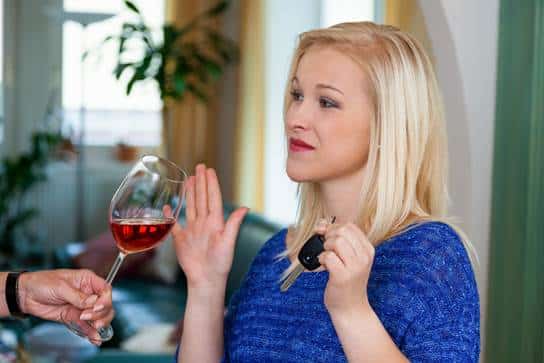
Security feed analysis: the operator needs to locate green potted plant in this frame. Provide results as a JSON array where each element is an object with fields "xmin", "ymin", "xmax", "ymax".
[
  {"xmin": 102, "ymin": 0, "xmax": 238, "ymax": 157},
  {"xmin": 0, "ymin": 132, "xmax": 62, "ymax": 269}
]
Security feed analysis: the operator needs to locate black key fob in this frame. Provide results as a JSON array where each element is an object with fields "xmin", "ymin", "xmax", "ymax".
[{"xmin": 297, "ymin": 234, "xmax": 325, "ymax": 271}]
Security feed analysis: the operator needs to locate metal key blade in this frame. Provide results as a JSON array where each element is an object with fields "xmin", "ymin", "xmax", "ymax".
[{"xmin": 280, "ymin": 264, "xmax": 305, "ymax": 292}]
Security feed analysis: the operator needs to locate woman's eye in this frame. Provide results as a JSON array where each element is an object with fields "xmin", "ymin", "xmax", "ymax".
[
  {"xmin": 291, "ymin": 90, "xmax": 303, "ymax": 102},
  {"xmin": 319, "ymin": 97, "xmax": 338, "ymax": 108}
]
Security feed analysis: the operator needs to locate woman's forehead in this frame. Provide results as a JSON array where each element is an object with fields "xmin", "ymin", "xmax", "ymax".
[{"xmin": 294, "ymin": 47, "xmax": 369, "ymax": 94}]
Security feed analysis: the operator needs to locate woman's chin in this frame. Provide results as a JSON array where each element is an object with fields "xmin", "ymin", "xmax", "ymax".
[{"xmin": 286, "ymin": 167, "xmax": 313, "ymax": 183}]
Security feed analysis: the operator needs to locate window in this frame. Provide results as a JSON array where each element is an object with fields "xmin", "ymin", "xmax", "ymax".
[{"xmin": 62, "ymin": 0, "xmax": 165, "ymax": 146}]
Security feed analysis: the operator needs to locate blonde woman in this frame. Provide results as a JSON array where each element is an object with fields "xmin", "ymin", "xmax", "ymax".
[{"xmin": 173, "ymin": 22, "xmax": 480, "ymax": 362}]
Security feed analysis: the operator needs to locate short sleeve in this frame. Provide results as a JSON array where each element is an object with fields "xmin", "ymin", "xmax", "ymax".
[
  {"xmin": 399, "ymin": 223, "xmax": 480, "ymax": 362},
  {"xmin": 402, "ymin": 312, "xmax": 480, "ymax": 362}
]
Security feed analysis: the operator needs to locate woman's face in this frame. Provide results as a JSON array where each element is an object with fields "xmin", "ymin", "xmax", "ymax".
[{"xmin": 285, "ymin": 46, "xmax": 373, "ymax": 183}]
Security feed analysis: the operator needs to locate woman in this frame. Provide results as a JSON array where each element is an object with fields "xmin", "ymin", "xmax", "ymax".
[{"xmin": 173, "ymin": 22, "xmax": 480, "ymax": 362}]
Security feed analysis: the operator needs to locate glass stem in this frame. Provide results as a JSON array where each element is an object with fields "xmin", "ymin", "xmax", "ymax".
[{"xmin": 105, "ymin": 252, "xmax": 126, "ymax": 285}]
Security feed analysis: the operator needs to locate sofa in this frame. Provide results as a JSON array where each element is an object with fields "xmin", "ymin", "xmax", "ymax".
[{"xmin": 52, "ymin": 204, "xmax": 282, "ymax": 362}]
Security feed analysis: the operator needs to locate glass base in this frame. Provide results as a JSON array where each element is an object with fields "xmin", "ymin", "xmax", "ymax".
[{"xmin": 66, "ymin": 322, "xmax": 114, "ymax": 342}]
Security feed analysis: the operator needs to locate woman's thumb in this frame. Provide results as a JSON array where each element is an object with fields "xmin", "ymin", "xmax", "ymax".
[{"xmin": 223, "ymin": 207, "xmax": 249, "ymax": 245}]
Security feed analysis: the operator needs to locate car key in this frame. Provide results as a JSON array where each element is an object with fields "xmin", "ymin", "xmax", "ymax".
[{"xmin": 280, "ymin": 216, "xmax": 336, "ymax": 292}]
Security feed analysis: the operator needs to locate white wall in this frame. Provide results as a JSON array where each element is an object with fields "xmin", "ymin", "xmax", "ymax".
[
  {"xmin": 263, "ymin": 0, "xmax": 321, "ymax": 224},
  {"xmin": 4, "ymin": 0, "xmax": 62, "ymax": 156},
  {"xmin": 28, "ymin": 160, "xmax": 131, "ymax": 248},
  {"xmin": 418, "ymin": 0, "xmax": 499, "ymax": 354}
]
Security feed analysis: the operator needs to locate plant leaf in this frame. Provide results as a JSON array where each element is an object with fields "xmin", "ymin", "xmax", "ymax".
[
  {"xmin": 126, "ymin": 75, "xmax": 139, "ymax": 95},
  {"xmin": 178, "ymin": 1, "xmax": 229, "ymax": 34},
  {"xmin": 114, "ymin": 63, "xmax": 134, "ymax": 79},
  {"xmin": 102, "ymin": 35, "xmax": 117, "ymax": 44},
  {"xmin": 204, "ymin": 0, "xmax": 229, "ymax": 17},
  {"xmin": 187, "ymin": 82, "xmax": 208, "ymax": 102},
  {"xmin": 5, "ymin": 209, "xmax": 39, "ymax": 231},
  {"xmin": 163, "ymin": 25, "xmax": 181, "ymax": 52},
  {"xmin": 173, "ymin": 75, "xmax": 186, "ymax": 95},
  {"xmin": 126, "ymin": 57, "xmax": 150, "ymax": 95},
  {"xmin": 206, "ymin": 61, "xmax": 223, "ymax": 80},
  {"xmin": 124, "ymin": 0, "xmax": 141, "ymax": 15}
]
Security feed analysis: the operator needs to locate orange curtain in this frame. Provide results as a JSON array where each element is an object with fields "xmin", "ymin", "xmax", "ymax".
[
  {"xmin": 384, "ymin": 0, "xmax": 434, "ymax": 61},
  {"xmin": 164, "ymin": 0, "xmax": 265, "ymax": 211},
  {"xmin": 232, "ymin": 0, "xmax": 265, "ymax": 212}
]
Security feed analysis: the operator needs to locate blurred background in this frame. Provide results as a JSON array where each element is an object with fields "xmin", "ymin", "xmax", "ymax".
[{"xmin": 0, "ymin": 0, "xmax": 541, "ymax": 362}]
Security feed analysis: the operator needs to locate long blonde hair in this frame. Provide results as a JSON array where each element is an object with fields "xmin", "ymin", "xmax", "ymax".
[{"xmin": 281, "ymin": 22, "xmax": 477, "ymax": 278}]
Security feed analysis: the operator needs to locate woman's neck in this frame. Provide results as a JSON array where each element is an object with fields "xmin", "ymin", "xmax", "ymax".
[{"xmin": 319, "ymin": 167, "xmax": 365, "ymax": 224}]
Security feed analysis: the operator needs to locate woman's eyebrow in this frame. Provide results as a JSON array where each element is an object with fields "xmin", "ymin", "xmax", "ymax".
[
  {"xmin": 291, "ymin": 77, "xmax": 344, "ymax": 96},
  {"xmin": 316, "ymin": 83, "xmax": 344, "ymax": 95}
]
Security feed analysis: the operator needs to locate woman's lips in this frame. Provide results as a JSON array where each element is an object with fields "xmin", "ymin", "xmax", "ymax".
[{"xmin": 289, "ymin": 138, "xmax": 315, "ymax": 152}]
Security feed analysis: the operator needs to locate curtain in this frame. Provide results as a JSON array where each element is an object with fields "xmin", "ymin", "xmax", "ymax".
[
  {"xmin": 232, "ymin": 0, "xmax": 265, "ymax": 212},
  {"xmin": 384, "ymin": 0, "xmax": 434, "ymax": 61},
  {"xmin": 486, "ymin": 1, "xmax": 544, "ymax": 362}
]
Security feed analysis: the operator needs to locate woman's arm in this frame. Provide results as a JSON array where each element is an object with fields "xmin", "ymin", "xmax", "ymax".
[
  {"xmin": 329, "ymin": 303, "xmax": 408, "ymax": 362},
  {"xmin": 178, "ymin": 284, "xmax": 227, "ymax": 363},
  {"xmin": 318, "ymin": 223, "xmax": 408, "ymax": 363},
  {"xmin": 173, "ymin": 165, "xmax": 248, "ymax": 363}
]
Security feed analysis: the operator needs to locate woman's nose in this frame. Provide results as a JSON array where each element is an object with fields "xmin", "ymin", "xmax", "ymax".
[{"xmin": 286, "ymin": 105, "xmax": 312, "ymax": 131}]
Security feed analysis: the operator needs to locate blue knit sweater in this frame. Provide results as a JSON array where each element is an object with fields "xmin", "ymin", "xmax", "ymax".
[{"xmin": 178, "ymin": 222, "xmax": 480, "ymax": 362}]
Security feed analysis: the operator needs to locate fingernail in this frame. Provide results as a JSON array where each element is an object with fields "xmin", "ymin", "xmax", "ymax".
[
  {"xmin": 80, "ymin": 313, "xmax": 92, "ymax": 320},
  {"xmin": 84, "ymin": 295, "xmax": 98, "ymax": 306},
  {"xmin": 91, "ymin": 335, "xmax": 101, "ymax": 345},
  {"xmin": 93, "ymin": 304, "xmax": 105, "ymax": 313}
]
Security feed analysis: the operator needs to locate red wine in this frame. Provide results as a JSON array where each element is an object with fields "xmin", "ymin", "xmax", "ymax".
[{"xmin": 110, "ymin": 218, "xmax": 175, "ymax": 254}]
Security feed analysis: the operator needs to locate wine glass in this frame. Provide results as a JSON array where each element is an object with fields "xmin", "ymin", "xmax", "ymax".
[{"xmin": 64, "ymin": 154, "xmax": 187, "ymax": 342}]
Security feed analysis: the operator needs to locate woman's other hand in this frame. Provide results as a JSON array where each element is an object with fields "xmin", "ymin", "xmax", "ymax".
[{"xmin": 318, "ymin": 223, "xmax": 375, "ymax": 315}]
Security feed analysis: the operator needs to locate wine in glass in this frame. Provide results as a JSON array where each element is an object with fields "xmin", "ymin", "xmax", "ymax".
[{"xmin": 65, "ymin": 154, "xmax": 187, "ymax": 341}]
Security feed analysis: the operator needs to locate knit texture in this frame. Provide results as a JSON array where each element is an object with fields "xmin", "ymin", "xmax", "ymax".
[{"xmin": 178, "ymin": 222, "xmax": 480, "ymax": 362}]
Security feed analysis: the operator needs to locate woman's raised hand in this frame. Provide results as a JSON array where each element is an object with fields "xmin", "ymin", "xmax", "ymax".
[{"xmin": 172, "ymin": 164, "xmax": 248, "ymax": 291}]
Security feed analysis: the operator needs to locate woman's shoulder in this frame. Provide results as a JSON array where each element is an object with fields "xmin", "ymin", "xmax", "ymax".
[
  {"xmin": 374, "ymin": 221, "xmax": 478, "ymax": 305},
  {"xmin": 378, "ymin": 221, "xmax": 471, "ymax": 265}
]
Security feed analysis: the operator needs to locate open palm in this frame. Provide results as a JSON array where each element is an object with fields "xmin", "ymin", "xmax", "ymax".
[{"xmin": 172, "ymin": 164, "xmax": 248, "ymax": 290}]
